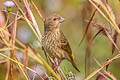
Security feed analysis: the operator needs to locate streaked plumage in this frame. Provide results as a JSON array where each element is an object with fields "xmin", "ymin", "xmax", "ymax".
[{"xmin": 42, "ymin": 14, "xmax": 80, "ymax": 72}]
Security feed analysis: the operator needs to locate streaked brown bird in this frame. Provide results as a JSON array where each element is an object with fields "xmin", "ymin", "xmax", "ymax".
[{"xmin": 42, "ymin": 14, "xmax": 80, "ymax": 72}]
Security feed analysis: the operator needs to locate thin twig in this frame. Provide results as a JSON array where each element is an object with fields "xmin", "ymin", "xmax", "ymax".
[
  {"xmin": 85, "ymin": 53, "xmax": 120, "ymax": 80},
  {"xmin": 30, "ymin": 0, "xmax": 45, "ymax": 21},
  {"xmin": 78, "ymin": 5, "xmax": 100, "ymax": 46}
]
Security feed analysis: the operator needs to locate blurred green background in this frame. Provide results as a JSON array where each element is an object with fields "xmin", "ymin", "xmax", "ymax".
[{"xmin": 0, "ymin": 0, "xmax": 120, "ymax": 80}]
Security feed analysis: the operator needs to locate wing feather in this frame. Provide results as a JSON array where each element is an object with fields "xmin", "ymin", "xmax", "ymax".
[{"xmin": 60, "ymin": 31, "xmax": 72, "ymax": 55}]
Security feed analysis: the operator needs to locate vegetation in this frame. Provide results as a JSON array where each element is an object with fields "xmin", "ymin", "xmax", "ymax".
[{"xmin": 0, "ymin": 0, "xmax": 120, "ymax": 80}]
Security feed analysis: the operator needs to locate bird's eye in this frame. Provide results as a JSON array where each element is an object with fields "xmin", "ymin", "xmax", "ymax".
[{"xmin": 53, "ymin": 18, "xmax": 57, "ymax": 21}]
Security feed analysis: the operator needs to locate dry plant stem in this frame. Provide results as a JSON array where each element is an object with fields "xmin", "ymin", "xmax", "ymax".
[
  {"xmin": 11, "ymin": 12, "xmax": 18, "ymax": 57},
  {"xmin": 92, "ymin": 23, "xmax": 120, "ymax": 52},
  {"xmin": 112, "ymin": 31, "xmax": 118, "ymax": 54},
  {"xmin": 14, "ymin": 56, "xmax": 30, "ymax": 80},
  {"xmin": 16, "ymin": 39, "xmax": 26, "ymax": 48},
  {"xmin": 97, "ymin": 71, "xmax": 111, "ymax": 80},
  {"xmin": 79, "ymin": 6, "xmax": 99, "ymax": 76},
  {"xmin": 89, "ymin": 0, "xmax": 120, "ymax": 35},
  {"xmin": 23, "ymin": 0, "xmax": 42, "ymax": 39},
  {"xmin": 85, "ymin": 22, "xmax": 120, "ymax": 79},
  {"xmin": 18, "ymin": 42, "xmax": 60, "ymax": 79},
  {"xmin": 85, "ymin": 5, "xmax": 100, "ymax": 77},
  {"xmin": 0, "ymin": 52, "xmax": 39, "ymax": 75},
  {"xmin": 105, "ymin": 30, "xmax": 119, "ymax": 52},
  {"xmin": 86, "ymin": 29, "xmax": 103, "ymax": 59},
  {"xmin": 85, "ymin": 29, "xmax": 103, "ymax": 77},
  {"xmin": 26, "ymin": 46, "xmax": 49, "ymax": 80},
  {"xmin": 1, "ymin": 38, "xmax": 44, "ymax": 79},
  {"xmin": 24, "ymin": 0, "xmax": 32, "ymax": 21},
  {"xmin": 23, "ymin": 46, "xmax": 28, "ymax": 71},
  {"xmin": 30, "ymin": 0, "xmax": 45, "ymax": 21},
  {"xmin": 12, "ymin": 0, "xmax": 41, "ymax": 43},
  {"xmin": 87, "ymin": 29, "xmax": 103, "ymax": 50},
  {"xmin": 85, "ymin": 53, "xmax": 120, "ymax": 80},
  {"xmin": 79, "ymin": 5, "xmax": 99, "ymax": 46},
  {"xmin": 5, "ymin": 61, "xmax": 10, "ymax": 80},
  {"xmin": 9, "ymin": 39, "xmax": 14, "ymax": 79},
  {"xmin": 0, "ymin": 32, "xmax": 39, "ymax": 77},
  {"xmin": 9, "ymin": 11, "xmax": 18, "ymax": 80},
  {"xmin": 12, "ymin": 1, "xmax": 61, "ymax": 80},
  {"xmin": 3, "ymin": 10, "xmax": 23, "ymax": 19},
  {"xmin": 85, "ymin": 29, "xmax": 120, "ymax": 80},
  {"xmin": 35, "ymin": 51, "xmax": 61, "ymax": 80}
]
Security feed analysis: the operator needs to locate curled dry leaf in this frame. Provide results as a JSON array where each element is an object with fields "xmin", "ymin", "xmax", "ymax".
[
  {"xmin": 112, "ymin": 24, "xmax": 120, "ymax": 54},
  {"xmin": 78, "ymin": 5, "xmax": 99, "ymax": 46},
  {"xmin": 91, "ymin": 22, "xmax": 119, "ymax": 55},
  {"xmin": 91, "ymin": 22, "xmax": 108, "ymax": 36},
  {"xmin": 112, "ymin": 30, "xmax": 118, "ymax": 54}
]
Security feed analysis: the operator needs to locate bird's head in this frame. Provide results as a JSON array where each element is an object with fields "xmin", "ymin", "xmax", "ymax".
[{"xmin": 44, "ymin": 14, "xmax": 65, "ymax": 30}]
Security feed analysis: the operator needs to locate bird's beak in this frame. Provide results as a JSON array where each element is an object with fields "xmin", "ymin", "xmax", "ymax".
[{"xmin": 59, "ymin": 17, "xmax": 65, "ymax": 23}]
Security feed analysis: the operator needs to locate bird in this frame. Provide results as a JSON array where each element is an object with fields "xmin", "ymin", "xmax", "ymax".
[{"xmin": 42, "ymin": 14, "xmax": 80, "ymax": 72}]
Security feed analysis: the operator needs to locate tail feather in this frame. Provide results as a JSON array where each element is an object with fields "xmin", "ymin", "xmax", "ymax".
[
  {"xmin": 67, "ymin": 54, "xmax": 80, "ymax": 72},
  {"xmin": 69, "ymin": 56, "xmax": 80, "ymax": 72},
  {"xmin": 71, "ymin": 60, "xmax": 80, "ymax": 72}
]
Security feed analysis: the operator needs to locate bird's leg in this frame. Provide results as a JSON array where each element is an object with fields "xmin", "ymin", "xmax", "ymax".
[
  {"xmin": 51, "ymin": 58, "xmax": 62, "ymax": 73},
  {"xmin": 54, "ymin": 58, "xmax": 60, "ymax": 68},
  {"xmin": 49, "ymin": 58, "xmax": 64, "ymax": 80},
  {"xmin": 49, "ymin": 58, "xmax": 58, "ymax": 73},
  {"xmin": 54, "ymin": 58, "xmax": 65, "ymax": 80}
]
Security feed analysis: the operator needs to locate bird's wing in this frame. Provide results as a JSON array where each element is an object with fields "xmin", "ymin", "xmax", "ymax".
[
  {"xmin": 60, "ymin": 31, "xmax": 72, "ymax": 55},
  {"xmin": 60, "ymin": 31, "xmax": 80, "ymax": 72}
]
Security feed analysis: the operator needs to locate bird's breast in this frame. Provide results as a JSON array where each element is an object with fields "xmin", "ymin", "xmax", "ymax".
[{"xmin": 42, "ymin": 31, "xmax": 61, "ymax": 55}]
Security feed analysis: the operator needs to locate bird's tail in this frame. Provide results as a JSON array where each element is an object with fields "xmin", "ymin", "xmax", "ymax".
[{"xmin": 70, "ymin": 57, "xmax": 80, "ymax": 72}]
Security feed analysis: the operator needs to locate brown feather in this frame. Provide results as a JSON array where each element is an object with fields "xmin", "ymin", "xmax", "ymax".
[{"xmin": 42, "ymin": 14, "xmax": 80, "ymax": 72}]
